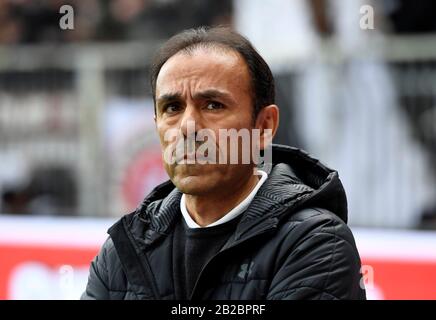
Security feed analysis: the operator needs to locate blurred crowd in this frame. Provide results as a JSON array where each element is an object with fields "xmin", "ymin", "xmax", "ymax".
[
  {"xmin": 0, "ymin": 0, "xmax": 232, "ymax": 44},
  {"xmin": 1, "ymin": 0, "xmax": 436, "ymax": 45}
]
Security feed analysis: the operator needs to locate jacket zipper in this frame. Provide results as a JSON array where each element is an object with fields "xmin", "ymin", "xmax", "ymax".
[
  {"xmin": 137, "ymin": 249, "xmax": 160, "ymax": 299},
  {"xmin": 122, "ymin": 218, "xmax": 161, "ymax": 299}
]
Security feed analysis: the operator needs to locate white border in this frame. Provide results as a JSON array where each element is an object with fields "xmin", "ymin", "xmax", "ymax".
[
  {"xmin": 0, "ymin": 214, "xmax": 116, "ymax": 249},
  {"xmin": 352, "ymin": 227, "xmax": 436, "ymax": 262}
]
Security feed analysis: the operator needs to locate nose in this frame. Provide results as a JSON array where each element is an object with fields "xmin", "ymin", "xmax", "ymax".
[{"xmin": 179, "ymin": 103, "xmax": 203, "ymax": 138}]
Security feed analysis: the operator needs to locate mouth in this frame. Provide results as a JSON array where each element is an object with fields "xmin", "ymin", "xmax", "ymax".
[{"xmin": 174, "ymin": 151, "xmax": 212, "ymax": 164}]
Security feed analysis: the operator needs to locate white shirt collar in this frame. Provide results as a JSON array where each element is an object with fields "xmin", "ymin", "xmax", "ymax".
[{"xmin": 180, "ymin": 170, "xmax": 268, "ymax": 228}]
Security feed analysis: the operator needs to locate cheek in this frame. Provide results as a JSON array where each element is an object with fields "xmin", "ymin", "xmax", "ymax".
[
  {"xmin": 156, "ymin": 121, "xmax": 173, "ymax": 145},
  {"xmin": 230, "ymin": 104, "xmax": 254, "ymax": 127},
  {"xmin": 163, "ymin": 162, "xmax": 174, "ymax": 177},
  {"xmin": 209, "ymin": 111, "xmax": 252, "ymax": 132}
]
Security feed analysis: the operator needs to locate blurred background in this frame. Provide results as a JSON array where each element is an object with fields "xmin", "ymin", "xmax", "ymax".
[{"xmin": 0, "ymin": 0, "xmax": 435, "ymax": 299}]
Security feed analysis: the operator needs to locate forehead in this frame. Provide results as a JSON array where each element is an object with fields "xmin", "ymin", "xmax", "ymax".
[{"xmin": 156, "ymin": 47, "xmax": 251, "ymax": 97}]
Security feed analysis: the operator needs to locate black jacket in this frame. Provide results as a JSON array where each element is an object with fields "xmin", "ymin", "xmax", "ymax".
[{"xmin": 82, "ymin": 144, "xmax": 366, "ymax": 300}]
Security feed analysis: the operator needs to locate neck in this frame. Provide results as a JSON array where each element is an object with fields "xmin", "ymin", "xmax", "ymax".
[{"xmin": 184, "ymin": 172, "xmax": 260, "ymax": 227}]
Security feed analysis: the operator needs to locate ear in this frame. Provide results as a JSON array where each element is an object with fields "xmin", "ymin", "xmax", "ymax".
[{"xmin": 254, "ymin": 104, "xmax": 279, "ymax": 150}]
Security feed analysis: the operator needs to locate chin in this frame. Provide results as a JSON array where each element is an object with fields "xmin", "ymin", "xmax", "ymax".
[{"xmin": 173, "ymin": 174, "xmax": 216, "ymax": 195}]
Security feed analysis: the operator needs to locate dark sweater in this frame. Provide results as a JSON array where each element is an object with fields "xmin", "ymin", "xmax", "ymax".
[{"xmin": 172, "ymin": 214, "xmax": 242, "ymax": 300}]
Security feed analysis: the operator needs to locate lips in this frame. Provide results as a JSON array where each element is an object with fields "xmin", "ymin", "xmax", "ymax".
[{"xmin": 173, "ymin": 150, "xmax": 212, "ymax": 164}]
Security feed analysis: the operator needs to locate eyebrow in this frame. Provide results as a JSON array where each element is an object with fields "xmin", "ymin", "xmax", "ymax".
[
  {"xmin": 156, "ymin": 89, "xmax": 235, "ymax": 106},
  {"xmin": 193, "ymin": 89, "xmax": 234, "ymax": 103},
  {"xmin": 156, "ymin": 92, "xmax": 182, "ymax": 105}
]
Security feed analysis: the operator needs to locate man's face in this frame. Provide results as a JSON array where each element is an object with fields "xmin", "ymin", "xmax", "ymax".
[{"xmin": 154, "ymin": 47, "xmax": 256, "ymax": 196}]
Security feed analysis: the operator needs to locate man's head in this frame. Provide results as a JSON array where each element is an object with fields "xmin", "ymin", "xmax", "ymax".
[
  {"xmin": 151, "ymin": 26, "xmax": 279, "ymax": 196},
  {"xmin": 151, "ymin": 26, "xmax": 276, "ymax": 119}
]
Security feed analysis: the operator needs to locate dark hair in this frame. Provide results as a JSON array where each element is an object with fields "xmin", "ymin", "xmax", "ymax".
[{"xmin": 150, "ymin": 26, "xmax": 275, "ymax": 118}]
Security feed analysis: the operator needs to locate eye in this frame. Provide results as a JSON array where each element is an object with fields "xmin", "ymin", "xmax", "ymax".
[
  {"xmin": 163, "ymin": 103, "xmax": 182, "ymax": 114},
  {"xmin": 205, "ymin": 101, "xmax": 224, "ymax": 111}
]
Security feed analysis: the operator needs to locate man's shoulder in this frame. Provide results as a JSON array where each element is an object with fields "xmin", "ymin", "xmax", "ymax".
[
  {"xmin": 278, "ymin": 207, "xmax": 357, "ymax": 248},
  {"xmin": 266, "ymin": 207, "xmax": 365, "ymax": 300},
  {"xmin": 288, "ymin": 207, "xmax": 345, "ymax": 226},
  {"xmin": 98, "ymin": 236, "xmax": 118, "ymax": 264},
  {"xmin": 102, "ymin": 212, "xmax": 138, "ymax": 260},
  {"xmin": 107, "ymin": 209, "xmax": 149, "ymax": 237}
]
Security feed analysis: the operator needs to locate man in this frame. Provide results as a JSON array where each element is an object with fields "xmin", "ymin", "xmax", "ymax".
[{"xmin": 82, "ymin": 27, "xmax": 366, "ymax": 300}]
